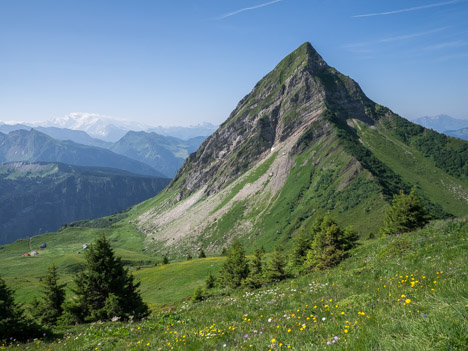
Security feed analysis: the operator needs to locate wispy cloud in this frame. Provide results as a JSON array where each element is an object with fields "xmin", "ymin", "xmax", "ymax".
[
  {"xmin": 423, "ymin": 41, "xmax": 468, "ymax": 50},
  {"xmin": 378, "ymin": 27, "xmax": 449, "ymax": 43},
  {"xmin": 433, "ymin": 52, "xmax": 468, "ymax": 61},
  {"xmin": 216, "ymin": 0, "xmax": 282, "ymax": 20},
  {"xmin": 353, "ymin": 0, "xmax": 465, "ymax": 18},
  {"xmin": 345, "ymin": 27, "xmax": 449, "ymax": 51}
]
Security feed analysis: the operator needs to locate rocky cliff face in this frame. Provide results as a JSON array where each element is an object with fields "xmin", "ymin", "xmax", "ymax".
[{"xmin": 172, "ymin": 43, "xmax": 383, "ymax": 198}]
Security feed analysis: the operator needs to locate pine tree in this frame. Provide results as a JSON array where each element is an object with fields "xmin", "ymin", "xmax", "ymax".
[
  {"xmin": 244, "ymin": 248, "xmax": 264, "ymax": 289},
  {"xmin": 264, "ymin": 245, "xmax": 288, "ymax": 282},
  {"xmin": 205, "ymin": 273, "xmax": 215, "ymax": 289},
  {"xmin": 289, "ymin": 229, "xmax": 312, "ymax": 267},
  {"xmin": 163, "ymin": 255, "xmax": 169, "ymax": 264},
  {"xmin": 34, "ymin": 264, "xmax": 66, "ymax": 326},
  {"xmin": 219, "ymin": 240, "xmax": 249, "ymax": 289},
  {"xmin": 0, "ymin": 276, "xmax": 40, "ymax": 340},
  {"xmin": 191, "ymin": 286, "xmax": 205, "ymax": 303},
  {"xmin": 65, "ymin": 234, "xmax": 149, "ymax": 323},
  {"xmin": 380, "ymin": 188, "xmax": 429, "ymax": 235},
  {"xmin": 304, "ymin": 214, "xmax": 357, "ymax": 271},
  {"xmin": 198, "ymin": 249, "xmax": 206, "ymax": 258}
]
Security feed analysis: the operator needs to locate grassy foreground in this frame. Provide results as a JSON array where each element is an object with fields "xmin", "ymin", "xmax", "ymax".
[{"xmin": 2, "ymin": 219, "xmax": 467, "ymax": 350}]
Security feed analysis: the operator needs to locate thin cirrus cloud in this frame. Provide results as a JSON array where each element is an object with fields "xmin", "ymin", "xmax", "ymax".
[
  {"xmin": 215, "ymin": 0, "xmax": 282, "ymax": 20},
  {"xmin": 352, "ymin": 0, "xmax": 465, "ymax": 18},
  {"xmin": 423, "ymin": 41, "xmax": 468, "ymax": 50},
  {"xmin": 345, "ymin": 27, "xmax": 449, "ymax": 51}
]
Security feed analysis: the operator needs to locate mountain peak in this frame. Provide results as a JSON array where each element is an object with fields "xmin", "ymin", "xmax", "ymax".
[
  {"xmin": 295, "ymin": 42, "xmax": 327, "ymax": 68},
  {"xmin": 269, "ymin": 42, "xmax": 328, "ymax": 82}
]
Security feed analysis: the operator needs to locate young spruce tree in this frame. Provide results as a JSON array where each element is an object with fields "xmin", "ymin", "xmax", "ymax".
[
  {"xmin": 65, "ymin": 234, "xmax": 148, "ymax": 323},
  {"xmin": 0, "ymin": 276, "xmax": 40, "ymax": 340},
  {"xmin": 33, "ymin": 264, "xmax": 66, "ymax": 326},
  {"xmin": 244, "ymin": 247, "xmax": 264, "ymax": 289},
  {"xmin": 380, "ymin": 188, "xmax": 429, "ymax": 235},
  {"xmin": 220, "ymin": 240, "xmax": 249, "ymax": 289},
  {"xmin": 304, "ymin": 214, "xmax": 358, "ymax": 271},
  {"xmin": 264, "ymin": 245, "xmax": 288, "ymax": 283}
]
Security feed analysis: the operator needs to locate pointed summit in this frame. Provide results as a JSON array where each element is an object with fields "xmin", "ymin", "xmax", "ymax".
[
  {"xmin": 274, "ymin": 42, "xmax": 328, "ymax": 76},
  {"xmin": 171, "ymin": 42, "xmax": 375, "ymax": 197}
]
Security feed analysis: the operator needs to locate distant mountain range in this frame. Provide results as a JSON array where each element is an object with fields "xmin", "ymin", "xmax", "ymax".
[
  {"xmin": 0, "ymin": 127, "xmax": 209, "ymax": 177},
  {"xmin": 1, "ymin": 113, "xmax": 218, "ymax": 141},
  {"xmin": 147, "ymin": 123, "xmax": 218, "ymax": 140},
  {"xmin": 37, "ymin": 113, "xmax": 153, "ymax": 142},
  {"xmin": 110, "ymin": 131, "xmax": 204, "ymax": 177},
  {"xmin": 0, "ymin": 129, "xmax": 165, "ymax": 177},
  {"xmin": 0, "ymin": 162, "xmax": 170, "ymax": 244},
  {"xmin": 444, "ymin": 127, "xmax": 468, "ymax": 141},
  {"xmin": 411, "ymin": 115, "xmax": 468, "ymax": 140}
]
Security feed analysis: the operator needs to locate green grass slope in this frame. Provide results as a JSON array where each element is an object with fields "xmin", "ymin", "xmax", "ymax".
[
  {"xmin": 2, "ymin": 219, "xmax": 466, "ymax": 350},
  {"xmin": 360, "ymin": 120, "xmax": 468, "ymax": 217}
]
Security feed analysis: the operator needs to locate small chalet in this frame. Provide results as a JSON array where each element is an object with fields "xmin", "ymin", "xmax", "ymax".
[
  {"xmin": 82, "ymin": 244, "xmax": 89, "ymax": 249},
  {"xmin": 30, "ymin": 251, "xmax": 39, "ymax": 256}
]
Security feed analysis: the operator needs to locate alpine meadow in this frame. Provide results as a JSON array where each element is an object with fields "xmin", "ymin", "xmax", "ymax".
[{"xmin": 0, "ymin": 40, "xmax": 467, "ymax": 350}]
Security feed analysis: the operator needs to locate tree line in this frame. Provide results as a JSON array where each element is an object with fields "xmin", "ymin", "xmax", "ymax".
[{"xmin": 192, "ymin": 188, "xmax": 429, "ymax": 301}]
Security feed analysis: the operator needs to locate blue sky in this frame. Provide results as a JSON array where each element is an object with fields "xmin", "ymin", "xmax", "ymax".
[{"xmin": 1, "ymin": 0, "xmax": 467, "ymax": 126}]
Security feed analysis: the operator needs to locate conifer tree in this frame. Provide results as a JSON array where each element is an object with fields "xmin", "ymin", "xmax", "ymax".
[
  {"xmin": 380, "ymin": 188, "xmax": 429, "ymax": 235},
  {"xmin": 289, "ymin": 230, "xmax": 312, "ymax": 267},
  {"xmin": 304, "ymin": 214, "xmax": 357, "ymax": 271},
  {"xmin": 205, "ymin": 273, "xmax": 215, "ymax": 289},
  {"xmin": 163, "ymin": 255, "xmax": 169, "ymax": 264},
  {"xmin": 220, "ymin": 240, "xmax": 249, "ymax": 289},
  {"xmin": 264, "ymin": 245, "xmax": 288, "ymax": 282},
  {"xmin": 65, "ymin": 234, "xmax": 148, "ymax": 323},
  {"xmin": 191, "ymin": 286, "xmax": 205, "ymax": 303},
  {"xmin": 244, "ymin": 248, "xmax": 264, "ymax": 289},
  {"xmin": 34, "ymin": 264, "xmax": 66, "ymax": 326},
  {"xmin": 0, "ymin": 276, "xmax": 40, "ymax": 340},
  {"xmin": 198, "ymin": 249, "xmax": 206, "ymax": 258}
]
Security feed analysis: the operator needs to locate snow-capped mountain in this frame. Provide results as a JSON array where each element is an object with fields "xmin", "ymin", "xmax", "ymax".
[
  {"xmin": 2, "ymin": 113, "xmax": 219, "ymax": 141},
  {"xmin": 33, "ymin": 113, "xmax": 153, "ymax": 142}
]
